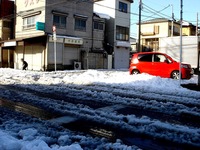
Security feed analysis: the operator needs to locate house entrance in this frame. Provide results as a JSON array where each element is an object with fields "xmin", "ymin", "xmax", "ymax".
[{"xmin": 1, "ymin": 49, "xmax": 14, "ymax": 68}]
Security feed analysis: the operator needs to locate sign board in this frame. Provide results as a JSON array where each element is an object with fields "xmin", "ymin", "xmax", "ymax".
[
  {"xmin": 52, "ymin": 25, "xmax": 56, "ymax": 32},
  {"xmin": 3, "ymin": 41, "xmax": 16, "ymax": 47},
  {"xmin": 36, "ymin": 22, "xmax": 45, "ymax": 31},
  {"xmin": 64, "ymin": 38, "xmax": 83, "ymax": 45}
]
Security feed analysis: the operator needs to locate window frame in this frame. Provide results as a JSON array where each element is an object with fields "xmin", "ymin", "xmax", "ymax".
[
  {"xmin": 93, "ymin": 21, "xmax": 104, "ymax": 30},
  {"xmin": 119, "ymin": 1, "xmax": 128, "ymax": 13},
  {"xmin": 116, "ymin": 26, "xmax": 129, "ymax": 41},
  {"xmin": 53, "ymin": 14, "xmax": 67, "ymax": 28},
  {"xmin": 23, "ymin": 15, "xmax": 38, "ymax": 30},
  {"xmin": 74, "ymin": 18, "xmax": 87, "ymax": 31}
]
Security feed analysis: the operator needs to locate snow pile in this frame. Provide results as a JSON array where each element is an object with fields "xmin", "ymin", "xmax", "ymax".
[{"xmin": 0, "ymin": 68, "xmax": 199, "ymax": 149}]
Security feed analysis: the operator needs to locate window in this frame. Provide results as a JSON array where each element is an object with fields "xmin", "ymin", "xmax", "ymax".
[
  {"xmin": 23, "ymin": 15, "xmax": 38, "ymax": 30},
  {"xmin": 154, "ymin": 54, "xmax": 171, "ymax": 63},
  {"xmin": 138, "ymin": 54, "xmax": 152, "ymax": 62},
  {"xmin": 116, "ymin": 26, "xmax": 129, "ymax": 41},
  {"xmin": 145, "ymin": 38, "xmax": 159, "ymax": 51},
  {"xmin": 119, "ymin": 1, "xmax": 128, "ymax": 13},
  {"xmin": 53, "ymin": 15, "xmax": 66, "ymax": 28},
  {"xmin": 154, "ymin": 54, "xmax": 166, "ymax": 62},
  {"xmin": 94, "ymin": 21, "xmax": 103, "ymax": 30},
  {"xmin": 75, "ymin": 18, "xmax": 86, "ymax": 31}
]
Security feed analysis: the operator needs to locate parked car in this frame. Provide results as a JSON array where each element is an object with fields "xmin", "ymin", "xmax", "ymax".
[{"xmin": 129, "ymin": 52, "xmax": 193, "ymax": 79}]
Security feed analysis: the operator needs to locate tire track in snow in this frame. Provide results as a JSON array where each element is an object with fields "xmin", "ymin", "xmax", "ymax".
[
  {"xmin": 0, "ymin": 84, "xmax": 200, "ymax": 149},
  {"xmin": 1, "ymin": 84, "xmax": 200, "ymax": 128}
]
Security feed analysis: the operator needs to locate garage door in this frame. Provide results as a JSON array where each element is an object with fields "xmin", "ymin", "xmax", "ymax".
[{"xmin": 63, "ymin": 47, "xmax": 80, "ymax": 65}]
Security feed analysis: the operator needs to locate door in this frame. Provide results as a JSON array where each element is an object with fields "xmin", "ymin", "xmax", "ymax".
[
  {"xmin": 152, "ymin": 54, "xmax": 171, "ymax": 77},
  {"xmin": 2, "ymin": 49, "xmax": 14, "ymax": 68},
  {"xmin": 137, "ymin": 53, "xmax": 154, "ymax": 74}
]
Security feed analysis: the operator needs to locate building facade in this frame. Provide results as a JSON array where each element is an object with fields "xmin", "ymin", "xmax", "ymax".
[
  {"xmin": 182, "ymin": 21, "xmax": 197, "ymax": 36},
  {"xmin": 94, "ymin": 0, "xmax": 133, "ymax": 69},
  {"xmin": 0, "ymin": 0, "xmax": 14, "ymax": 68},
  {"xmin": 139, "ymin": 18, "xmax": 198, "ymax": 52},
  {"xmin": 139, "ymin": 18, "xmax": 180, "ymax": 52},
  {"xmin": 0, "ymin": 0, "xmax": 107, "ymax": 71}
]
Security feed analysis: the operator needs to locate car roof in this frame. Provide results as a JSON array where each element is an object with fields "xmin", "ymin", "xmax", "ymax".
[{"xmin": 134, "ymin": 52, "xmax": 166, "ymax": 55}]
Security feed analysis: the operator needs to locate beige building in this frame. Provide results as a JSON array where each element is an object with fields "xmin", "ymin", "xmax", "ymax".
[
  {"xmin": 139, "ymin": 18, "xmax": 180, "ymax": 52},
  {"xmin": 1, "ymin": 0, "xmax": 107, "ymax": 71},
  {"xmin": 139, "ymin": 18, "xmax": 198, "ymax": 52},
  {"xmin": 182, "ymin": 21, "xmax": 197, "ymax": 36}
]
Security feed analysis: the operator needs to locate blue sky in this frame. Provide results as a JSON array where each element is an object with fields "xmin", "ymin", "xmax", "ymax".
[{"xmin": 130, "ymin": 0, "xmax": 200, "ymax": 38}]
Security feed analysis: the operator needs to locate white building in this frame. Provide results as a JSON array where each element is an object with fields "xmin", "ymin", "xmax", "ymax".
[{"xmin": 94, "ymin": 0, "xmax": 133, "ymax": 69}]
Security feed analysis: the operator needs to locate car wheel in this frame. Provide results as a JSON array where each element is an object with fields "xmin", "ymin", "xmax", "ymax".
[
  {"xmin": 171, "ymin": 71, "xmax": 180, "ymax": 79},
  {"xmin": 132, "ymin": 69, "xmax": 140, "ymax": 75}
]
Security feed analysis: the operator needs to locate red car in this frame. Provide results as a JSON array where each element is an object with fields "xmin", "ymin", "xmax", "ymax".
[{"xmin": 129, "ymin": 52, "xmax": 193, "ymax": 79}]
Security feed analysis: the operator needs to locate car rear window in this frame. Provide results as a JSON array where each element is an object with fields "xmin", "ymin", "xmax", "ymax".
[{"xmin": 138, "ymin": 54, "xmax": 152, "ymax": 62}]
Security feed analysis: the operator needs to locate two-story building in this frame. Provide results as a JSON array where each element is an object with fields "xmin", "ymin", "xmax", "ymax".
[
  {"xmin": 94, "ymin": 0, "xmax": 133, "ymax": 69},
  {"xmin": 139, "ymin": 18, "xmax": 199, "ymax": 52},
  {"xmin": 139, "ymin": 18, "xmax": 180, "ymax": 52},
  {"xmin": 0, "ymin": 0, "xmax": 107, "ymax": 71},
  {"xmin": 138, "ymin": 18, "xmax": 200, "ymax": 70}
]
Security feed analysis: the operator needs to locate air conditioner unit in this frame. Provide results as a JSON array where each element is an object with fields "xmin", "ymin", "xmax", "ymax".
[{"xmin": 74, "ymin": 62, "xmax": 81, "ymax": 70}]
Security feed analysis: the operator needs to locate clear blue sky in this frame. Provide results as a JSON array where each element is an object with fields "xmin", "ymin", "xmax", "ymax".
[{"xmin": 130, "ymin": 0, "xmax": 200, "ymax": 38}]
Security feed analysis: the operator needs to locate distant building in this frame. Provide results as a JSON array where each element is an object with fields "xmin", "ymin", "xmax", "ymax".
[
  {"xmin": 181, "ymin": 20, "xmax": 197, "ymax": 36},
  {"xmin": 130, "ymin": 37, "xmax": 137, "ymax": 52},
  {"xmin": 138, "ymin": 18, "xmax": 199, "ymax": 52},
  {"xmin": 139, "ymin": 18, "xmax": 180, "ymax": 52}
]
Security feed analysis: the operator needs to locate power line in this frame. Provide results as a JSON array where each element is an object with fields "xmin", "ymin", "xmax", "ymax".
[{"xmin": 142, "ymin": 3, "xmax": 172, "ymax": 20}]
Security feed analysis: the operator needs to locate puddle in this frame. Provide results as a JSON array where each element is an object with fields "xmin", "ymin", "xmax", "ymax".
[{"xmin": 0, "ymin": 98, "xmax": 58, "ymax": 120}]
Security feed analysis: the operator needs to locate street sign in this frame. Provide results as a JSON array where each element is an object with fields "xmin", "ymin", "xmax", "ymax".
[
  {"xmin": 52, "ymin": 25, "xmax": 57, "ymax": 41},
  {"xmin": 36, "ymin": 22, "xmax": 45, "ymax": 31},
  {"xmin": 52, "ymin": 25, "xmax": 56, "ymax": 32}
]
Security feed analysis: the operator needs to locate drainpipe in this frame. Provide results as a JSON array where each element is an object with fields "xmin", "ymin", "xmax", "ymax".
[{"xmin": 92, "ymin": 14, "xmax": 94, "ymax": 51}]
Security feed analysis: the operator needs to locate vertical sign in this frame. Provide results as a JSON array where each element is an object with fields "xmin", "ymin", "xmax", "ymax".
[{"xmin": 52, "ymin": 25, "xmax": 57, "ymax": 71}]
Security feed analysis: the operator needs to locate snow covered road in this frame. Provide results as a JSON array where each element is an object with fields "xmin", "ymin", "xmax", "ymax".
[{"xmin": 0, "ymin": 68, "xmax": 200, "ymax": 149}]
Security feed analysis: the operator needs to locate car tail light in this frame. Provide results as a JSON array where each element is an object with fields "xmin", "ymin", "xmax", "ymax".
[{"xmin": 131, "ymin": 58, "xmax": 139, "ymax": 64}]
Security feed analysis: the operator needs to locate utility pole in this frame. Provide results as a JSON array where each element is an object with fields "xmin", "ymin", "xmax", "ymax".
[
  {"xmin": 171, "ymin": 4, "xmax": 174, "ymax": 37},
  {"xmin": 138, "ymin": 0, "xmax": 142, "ymax": 52},
  {"xmin": 197, "ymin": 13, "xmax": 200, "ymax": 85},
  {"xmin": 196, "ymin": 13, "xmax": 198, "ymax": 36},
  {"xmin": 53, "ymin": 25, "xmax": 57, "ymax": 71},
  {"xmin": 179, "ymin": 0, "xmax": 183, "ymax": 85}
]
